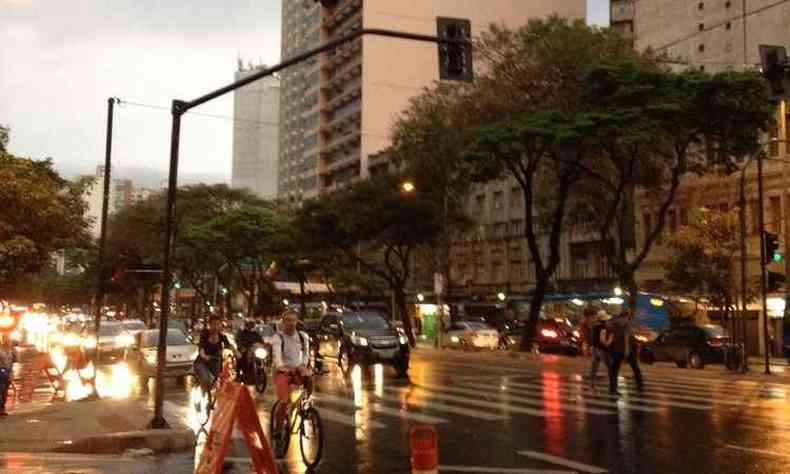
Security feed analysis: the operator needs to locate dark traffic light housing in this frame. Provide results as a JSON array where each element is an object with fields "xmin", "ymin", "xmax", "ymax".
[
  {"xmin": 758, "ymin": 45, "xmax": 790, "ymax": 99},
  {"xmin": 437, "ymin": 17, "xmax": 473, "ymax": 82},
  {"xmin": 763, "ymin": 231, "xmax": 782, "ymax": 264}
]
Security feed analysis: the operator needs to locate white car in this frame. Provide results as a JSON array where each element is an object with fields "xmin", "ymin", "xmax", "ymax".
[
  {"xmin": 444, "ymin": 321, "xmax": 501, "ymax": 350},
  {"xmin": 125, "ymin": 329, "xmax": 197, "ymax": 380}
]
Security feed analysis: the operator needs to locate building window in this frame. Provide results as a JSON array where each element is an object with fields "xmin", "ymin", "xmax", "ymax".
[
  {"xmin": 699, "ymin": 23, "xmax": 704, "ymax": 31},
  {"xmin": 492, "ymin": 191, "xmax": 504, "ymax": 210},
  {"xmin": 698, "ymin": 2, "xmax": 704, "ymax": 10},
  {"xmin": 698, "ymin": 44, "xmax": 705, "ymax": 53},
  {"xmin": 726, "ymin": 22, "xmax": 732, "ymax": 30},
  {"xmin": 725, "ymin": 1, "xmax": 731, "ymax": 8},
  {"xmin": 510, "ymin": 187, "xmax": 522, "ymax": 208},
  {"xmin": 680, "ymin": 208, "xmax": 688, "ymax": 226},
  {"xmin": 769, "ymin": 196, "xmax": 782, "ymax": 233},
  {"xmin": 700, "ymin": 65, "xmax": 706, "ymax": 72}
]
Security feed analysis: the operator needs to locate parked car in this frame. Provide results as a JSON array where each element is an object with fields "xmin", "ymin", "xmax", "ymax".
[
  {"xmin": 503, "ymin": 318, "xmax": 580, "ymax": 355},
  {"xmin": 639, "ymin": 324, "xmax": 728, "ymax": 369},
  {"xmin": 317, "ymin": 311, "xmax": 409, "ymax": 376},
  {"xmin": 444, "ymin": 321, "xmax": 500, "ymax": 350},
  {"xmin": 124, "ymin": 328, "xmax": 197, "ymax": 381}
]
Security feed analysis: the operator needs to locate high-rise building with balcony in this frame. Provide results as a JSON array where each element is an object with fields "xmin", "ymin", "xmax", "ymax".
[{"xmin": 278, "ymin": 0, "xmax": 586, "ymax": 203}]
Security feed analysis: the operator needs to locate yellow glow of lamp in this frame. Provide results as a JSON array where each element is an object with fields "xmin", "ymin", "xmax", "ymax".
[{"xmin": 650, "ymin": 298, "xmax": 664, "ymax": 307}]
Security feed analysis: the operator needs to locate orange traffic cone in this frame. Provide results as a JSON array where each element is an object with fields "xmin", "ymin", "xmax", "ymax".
[{"xmin": 410, "ymin": 425, "xmax": 438, "ymax": 474}]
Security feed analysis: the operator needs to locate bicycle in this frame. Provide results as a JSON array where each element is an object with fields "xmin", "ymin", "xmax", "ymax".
[{"xmin": 269, "ymin": 370, "xmax": 324, "ymax": 470}]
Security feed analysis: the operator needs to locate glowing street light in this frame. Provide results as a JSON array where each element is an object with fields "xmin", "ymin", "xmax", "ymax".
[
  {"xmin": 417, "ymin": 293, "xmax": 425, "ymax": 302},
  {"xmin": 614, "ymin": 287, "xmax": 623, "ymax": 296},
  {"xmin": 497, "ymin": 292, "xmax": 506, "ymax": 302},
  {"xmin": 401, "ymin": 181, "xmax": 415, "ymax": 193}
]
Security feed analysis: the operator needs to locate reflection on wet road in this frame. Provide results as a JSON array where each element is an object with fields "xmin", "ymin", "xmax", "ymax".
[{"xmin": 20, "ymin": 349, "xmax": 790, "ymax": 473}]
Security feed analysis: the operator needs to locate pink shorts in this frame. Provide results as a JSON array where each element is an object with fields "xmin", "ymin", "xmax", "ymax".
[{"xmin": 275, "ymin": 370, "xmax": 304, "ymax": 402}]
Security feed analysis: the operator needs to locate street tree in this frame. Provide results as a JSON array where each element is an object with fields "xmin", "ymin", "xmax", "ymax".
[
  {"xmin": 569, "ymin": 61, "xmax": 774, "ymax": 306},
  {"xmin": 0, "ymin": 150, "xmax": 92, "ymax": 295},
  {"xmin": 663, "ymin": 207, "xmax": 753, "ymax": 318},
  {"xmin": 295, "ymin": 175, "xmax": 444, "ymax": 346}
]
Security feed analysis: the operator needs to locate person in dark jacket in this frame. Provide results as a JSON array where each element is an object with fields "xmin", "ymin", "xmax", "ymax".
[
  {"xmin": 588, "ymin": 310, "xmax": 612, "ymax": 391},
  {"xmin": 603, "ymin": 309, "xmax": 644, "ymax": 395},
  {"xmin": 0, "ymin": 334, "xmax": 16, "ymax": 416}
]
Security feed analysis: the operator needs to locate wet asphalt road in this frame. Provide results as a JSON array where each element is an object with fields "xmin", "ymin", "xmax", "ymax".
[{"xmin": 4, "ymin": 349, "xmax": 790, "ymax": 473}]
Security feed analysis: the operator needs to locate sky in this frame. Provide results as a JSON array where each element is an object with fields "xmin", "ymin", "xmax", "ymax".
[{"xmin": 0, "ymin": 0, "xmax": 608, "ymax": 184}]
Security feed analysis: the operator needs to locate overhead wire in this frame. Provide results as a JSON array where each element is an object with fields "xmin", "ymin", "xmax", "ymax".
[{"xmin": 116, "ymin": 99, "xmax": 279, "ymax": 128}]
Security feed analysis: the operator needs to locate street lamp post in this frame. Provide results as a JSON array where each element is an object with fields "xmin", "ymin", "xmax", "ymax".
[{"xmin": 149, "ymin": 28, "xmax": 469, "ymax": 428}]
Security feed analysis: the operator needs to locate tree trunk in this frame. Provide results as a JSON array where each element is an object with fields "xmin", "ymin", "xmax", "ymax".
[
  {"xmin": 394, "ymin": 286, "xmax": 416, "ymax": 347},
  {"xmin": 520, "ymin": 277, "xmax": 549, "ymax": 351}
]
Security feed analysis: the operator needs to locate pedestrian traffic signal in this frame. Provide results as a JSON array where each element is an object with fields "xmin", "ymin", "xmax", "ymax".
[
  {"xmin": 763, "ymin": 231, "xmax": 782, "ymax": 264},
  {"xmin": 768, "ymin": 271, "xmax": 786, "ymax": 292}
]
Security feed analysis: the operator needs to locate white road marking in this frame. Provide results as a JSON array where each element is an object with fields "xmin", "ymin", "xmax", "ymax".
[
  {"xmin": 374, "ymin": 392, "xmax": 509, "ymax": 421},
  {"xmin": 314, "ymin": 393, "xmax": 449, "ymax": 424},
  {"xmin": 438, "ymin": 465, "xmax": 573, "ymax": 473},
  {"xmin": 317, "ymin": 406, "xmax": 386, "ymax": 429},
  {"xmin": 385, "ymin": 386, "xmax": 552, "ymax": 417},
  {"xmin": 415, "ymin": 382, "xmax": 615, "ymax": 416},
  {"xmin": 494, "ymin": 381, "xmax": 715, "ymax": 411},
  {"xmin": 461, "ymin": 382, "xmax": 661, "ymax": 413},
  {"xmin": 518, "ymin": 450, "xmax": 608, "ymax": 473}
]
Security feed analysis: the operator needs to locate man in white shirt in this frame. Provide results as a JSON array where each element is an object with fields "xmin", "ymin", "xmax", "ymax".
[{"xmin": 272, "ymin": 311, "xmax": 311, "ymax": 431}]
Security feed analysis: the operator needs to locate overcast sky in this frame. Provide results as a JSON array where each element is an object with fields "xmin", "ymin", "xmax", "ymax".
[{"xmin": 1, "ymin": 0, "xmax": 608, "ymax": 183}]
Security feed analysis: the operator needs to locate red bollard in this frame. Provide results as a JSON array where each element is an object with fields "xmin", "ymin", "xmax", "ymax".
[{"xmin": 410, "ymin": 425, "xmax": 438, "ymax": 474}]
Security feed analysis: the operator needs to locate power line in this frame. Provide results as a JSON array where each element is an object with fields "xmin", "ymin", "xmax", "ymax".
[
  {"xmin": 116, "ymin": 99, "xmax": 279, "ymax": 128},
  {"xmin": 650, "ymin": 0, "xmax": 790, "ymax": 53}
]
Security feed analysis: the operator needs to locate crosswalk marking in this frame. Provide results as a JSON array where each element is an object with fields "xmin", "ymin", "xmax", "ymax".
[
  {"xmin": 460, "ymin": 381, "xmax": 662, "ymax": 413},
  {"xmin": 415, "ymin": 382, "xmax": 616, "ymax": 416},
  {"xmin": 385, "ymin": 386, "xmax": 554, "ymax": 417},
  {"xmin": 373, "ymin": 391, "xmax": 510, "ymax": 421},
  {"xmin": 314, "ymin": 393, "xmax": 449, "ymax": 424},
  {"xmin": 317, "ymin": 406, "xmax": 386, "ymax": 429},
  {"xmin": 518, "ymin": 450, "xmax": 608, "ymax": 473}
]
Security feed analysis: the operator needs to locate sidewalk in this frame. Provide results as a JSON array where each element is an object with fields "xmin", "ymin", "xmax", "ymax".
[{"xmin": 0, "ymin": 397, "xmax": 195, "ymax": 455}]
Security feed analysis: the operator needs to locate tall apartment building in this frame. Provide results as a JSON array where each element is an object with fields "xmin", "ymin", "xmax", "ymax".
[
  {"xmin": 232, "ymin": 63, "xmax": 280, "ymax": 200},
  {"xmin": 632, "ymin": 0, "xmax": 790, "ymax": 73},
  {"xmin": 610, "ymin": 0, "xmax": 634, "ymax": 43},
  {"xmin": 83, "ymin": 165, "xmax": 138, "ymax": 238},
  {"xmin": 278, "ymin": 0, "xmax": 586, "ymax": 203}
]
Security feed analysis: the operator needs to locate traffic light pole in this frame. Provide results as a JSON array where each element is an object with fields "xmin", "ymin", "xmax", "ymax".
[
  {"xmin": 149, "ymin": 28, "xmax": 468, "ymax": 429},
  {"xmin": 756, "ymin": 152, "xmax": 771, "ymax": 375}
]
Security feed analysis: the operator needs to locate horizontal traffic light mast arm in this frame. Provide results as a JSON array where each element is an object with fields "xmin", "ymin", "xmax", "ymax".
[{"xmin": 180, "ymin": 28, "xmax": 471, "ymax": 113}]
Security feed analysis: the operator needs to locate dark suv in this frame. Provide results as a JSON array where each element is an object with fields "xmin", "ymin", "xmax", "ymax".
[
  {"xmin": 640, "ymin": 324, "xmax": 728, "ymax": 369},
  {"xmin": 317, "ymin": 311, "xmax": 410, "ymax": 376}
]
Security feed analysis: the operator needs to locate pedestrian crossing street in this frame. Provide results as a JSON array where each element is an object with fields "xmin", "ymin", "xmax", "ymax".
[{"xmin": 297, "ymin": 359, "xmax": 790, "ymax": 432}]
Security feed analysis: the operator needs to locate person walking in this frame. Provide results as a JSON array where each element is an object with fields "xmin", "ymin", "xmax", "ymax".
[
  {"xmin": 578, "ymin": 307, "xmax": 596, "ymax": 356},
  {"xmin": 0, "ymin": 334, "xmax": 16, "ymax": 416},
  {"xmin": 604, "ymin": 308, "xmax": 644, "ymax": 396},
  {"xmin": 588, "ymin": 310, "xmax": 612, "ymax": 391}
]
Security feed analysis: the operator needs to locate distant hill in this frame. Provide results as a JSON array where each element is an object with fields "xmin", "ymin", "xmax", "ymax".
[{"xmin": 55, "ymin": 162, "xmax": 230, "ymax": 188}]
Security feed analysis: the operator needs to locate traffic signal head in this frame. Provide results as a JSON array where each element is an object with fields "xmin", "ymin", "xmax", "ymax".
[
  {"xmin": 763, "ymin": 231, "xmax": 782, "ymax": 264},
  {"xmin": 758, "ymin": 45, "xmax": 790, "ymax": 99}
]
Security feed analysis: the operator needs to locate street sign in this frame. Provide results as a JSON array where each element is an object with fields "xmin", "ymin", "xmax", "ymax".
[{"xmin": 195, "ymin": 381, "xmax": 277, "ymax": 474}]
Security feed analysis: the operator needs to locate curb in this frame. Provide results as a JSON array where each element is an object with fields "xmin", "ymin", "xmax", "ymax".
[{"xmin": 50, "ymin": 429, "xmax": 196, "ymax": 455}]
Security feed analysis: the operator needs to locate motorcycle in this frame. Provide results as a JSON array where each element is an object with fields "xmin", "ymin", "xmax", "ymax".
[{"xmin": 237, "ymin": 343, "xmax": 269, "ymax": 394}]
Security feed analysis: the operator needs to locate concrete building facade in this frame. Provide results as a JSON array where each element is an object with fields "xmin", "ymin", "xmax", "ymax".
[
  {"xmin": 278, "ymin": 0, "xmax": 586, "ymax": 202},
  {"xmin": 232, "ymin": 64, "xmax": 280, "ymax": 200}
]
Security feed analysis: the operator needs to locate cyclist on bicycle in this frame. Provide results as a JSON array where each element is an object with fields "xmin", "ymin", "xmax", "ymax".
[
  {"xmin": 194, "ymin": 316, "xmax": 232, "ymax": 391},
  {"xmin": 236, "ymin": 319, "xmax": 263, "ymax": 386},
  {"xmin": 272, "ymin": 310, "xmax": 311, "ymax": 431}
]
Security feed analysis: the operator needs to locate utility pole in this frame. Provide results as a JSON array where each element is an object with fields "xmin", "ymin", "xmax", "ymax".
[
  {"xmin": 90, "ymin": 97, "xmax": 117, "ymax": 399},
  {"xmin": 757, "ymin": 152, "xmax": 772, "ymax": 375},
  {"xmin": 738, "ymin": 170, "xmax": 750, "ymax": 372}
]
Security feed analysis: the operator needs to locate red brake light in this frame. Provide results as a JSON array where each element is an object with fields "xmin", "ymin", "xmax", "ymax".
[
  {"xmin": 541, "ymin": 329, "xmax": 558, "ymax": 339},
  {"xmin": 707, "ymin": 338, "xmax": 723, "ymax": 347}
]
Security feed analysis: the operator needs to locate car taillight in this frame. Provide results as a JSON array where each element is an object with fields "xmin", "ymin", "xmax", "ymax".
[
  {"xmin": 541, "ymin": 329, "xmax": 558, "ymax": 339},
  {"xmin": 707, "ymin": 338, "xmax": 723, "ymax": 347}
]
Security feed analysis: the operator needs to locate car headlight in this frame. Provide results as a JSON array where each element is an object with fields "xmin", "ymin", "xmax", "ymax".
[
  {"xmin": 116, "ymin": 333, "xmax": 134, "ymax": 347},
  {"xmin": 63, "ymin": 333, "xmax": 81, "ymax": 347},
  {"xmin": 144, "ymin": 350, "xmax": 158, "ymax": 365},
  {"xmin": 450, "ymin": 336, "xmax": 460, "ymax": 343},
  {"xmin": 398, "ymin": 335, "xmax": 408, "ymax": 345},
  {"xmin": 635, "ymin": 335, "xmax": 648, "ymax": 343},
  {"xmin": 191, "ymin": 350, "xmax": 199, "ymax": 360},
  {"xmin": 82, "ymin": 336, "xmax": 97, "ymax": 349},
  {"xmin": 351, "ymin": 334, "xmax": 368, "ymax": 347},
  {"xmin": 254, "ymin": 347, "xmax": 268, "ymax": 360},
  {"xmin": 572, "ymin": 330, "xmax": 580, "ymax": 338}
]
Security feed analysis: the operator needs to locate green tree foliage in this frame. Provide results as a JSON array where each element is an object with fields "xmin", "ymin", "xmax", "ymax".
[
  {"xmin": 0, "ymin": 149, "xmax": 91, "ymax": 296},
  {"xmin": 295, "ymin": 175, "xmax": 444, "ymax": 346},
  {"xmin": 663, "ymin": 207, "xmax": 753, "ymax": 317},
  {"xmin": 570, "ymin": 61, "xmax": 774, "ymax": 304},
  {"xmin": 0, "ymin": 124, "xmax": 8, "ymax": 152}
]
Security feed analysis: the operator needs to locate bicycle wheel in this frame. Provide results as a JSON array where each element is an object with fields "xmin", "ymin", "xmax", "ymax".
[
  {"xmin": 299, "ymin": 407, "xmax": 324, "ymax": 470},
  {"xmin": 269, "ymin": 401, "xmax": 291, "ymax": 458}
]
